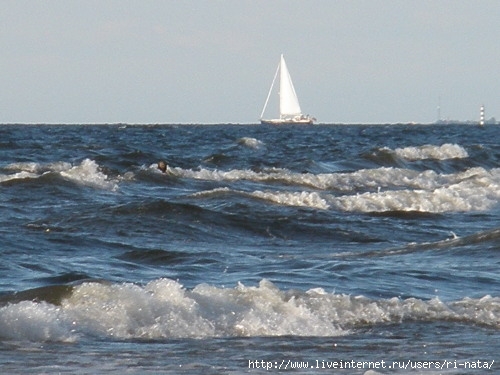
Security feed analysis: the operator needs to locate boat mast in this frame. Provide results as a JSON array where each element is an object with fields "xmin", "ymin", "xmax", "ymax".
[{"xmin": 260, "ymin": 60, "xmax": 281, "ymax": 120}]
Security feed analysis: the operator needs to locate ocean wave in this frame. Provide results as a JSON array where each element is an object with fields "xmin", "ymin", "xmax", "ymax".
[
  {"xmin": 0, "ymin": 159, "xmax": 117, "ymax": 190},
  {"xmin": 191, "ymin": 188, "xmax": 330, "ymax": 210},
  {"xmin": 60, "ymin": 159, "xmax": 118, "ymax": 190},
  {"xmin": 237, "ymin": 137, "xmax": 265, "ymax": 149},
  {"xmin": 393, "ymin": 144, "xmax": 469, "ymax": 161},
  {"xmin": 0, "ymin": 161, "xmax": 72, "ymax": 184},
  {"xmin": 334, "ymin": 226, "xmax": 500, "ymax": 258},
  {"xmin": 188, "ymin": 167, "xmax": 500, "ymax": 213},
  {"xmin": 4, "ymin": 161, "xmax": 72, "ymax": 174},
  {"xmin": 331, "ymin": 168, "xmax": 500, "ymax": 213},
  {"xmin": 192, "ymin": 168, "xmax": 500, "ymax": 213},
  {"xmin": 0, "ymin": 170, "xmax": 40, "ymax": 183},
  {"xmin": 0, "ymin": 279, "xmax": 498, "ymax": 342},
  {"xmin": 153, "ymin": 161, "xmax": 495, "ymax": 194},
  {"xmin": 250, "ymin": 190, "xmax": 330, "ymax": 210}
]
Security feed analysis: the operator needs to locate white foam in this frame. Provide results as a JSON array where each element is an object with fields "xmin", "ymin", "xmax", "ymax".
[
  {"xmin": 60, "ymin": 159, "xmax": 118, "ymax": 191},
  {"xmin": 158, "ymin": 165, "xmax": 279, "ymax": 183},
  {"xmin": 191, "ymin": 187, "xmax": 232, "ymax": 197},
  {"xmin": 393, "ymin": 143, "xmax": 469, "ymax": 161},
  {"xmin": 237, "ymin": 137, "xmax": 264, "ymax": 149},
  {"xmin": 0, "ymin": 161, "xmax": 73, "ymax": 183},
  {"xmin": 0, "ymin": 301, "xmax": 76, "ymax": 342},
  {"xmin": 191, "ymin": 188, "xmax": 330, "ymax": 210},
  {"xmin": 250, "ymin": 190, "xmax": 330, "ymax": 210},
  {"xmin": 154, "ymin": 162, "xmax": 493, "ymax": 194},
  {"xmin": 1, "ymin": 159, "xmax": 117, "ymax": 190},
  {"xmin": 4, "ymin": 161, "xmax": 40, "ymax": 173},
  {"xmin": 1, "ymin": 279, "xmax": 498, "ymax": 342},
  {"xmin": 190, "ymin": 167, "xmax": 500, "ymax": 213},
  {"xmin": 0, "ymin": 170, "xmax": 39, "ymax": 183},
  {"xmin": 59, "ymin": 279, "xmax": 342, "ymax": 339},
  {"xmin": 331, "ymin": 168, "xmax": 500, "ymax": 213},
  {"xmin": 5, "ymin": 161, "xmax": 72, "ymax": 174}
]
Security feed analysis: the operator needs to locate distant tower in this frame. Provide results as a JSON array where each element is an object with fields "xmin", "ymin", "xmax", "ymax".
[{"xmin": 479, "ymin": 104, "xmax": 485, "ymax": 126}]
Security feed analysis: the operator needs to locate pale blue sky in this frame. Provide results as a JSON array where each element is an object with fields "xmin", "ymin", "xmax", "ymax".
[{"xmin": 1, "ymin": 0, "xmax": 499, "ymax": 124}]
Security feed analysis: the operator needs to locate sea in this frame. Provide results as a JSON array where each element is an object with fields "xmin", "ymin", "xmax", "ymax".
[{"xmin": 0, "ymin": 123, "xmax": 499, "ymax": 374}]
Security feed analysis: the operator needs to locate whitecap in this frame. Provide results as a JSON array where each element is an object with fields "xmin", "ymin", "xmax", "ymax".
[
  {"xmin": 192, "ymin": 188, "xmax": 330, "ymax": 210},
  {"xmin": 394, "ymin": 143, "xmax": 469, "ymax": 161},
  {"xmin": 0, "ymin": 170, "xmax": 39, "ymax": 183},
  {"xmin": 1, "ymin": 279, "xmax": 499, "ymax": 342},
  {"xmin": 237, "ymin": 137, "xmax": 264, "ymax": 149},
  {"xmin": 60, "ymin": 159, "xmax": 118, "ymax": 190},
  {"xmin": 0, "ymin": 161, "xmax": 73, "ymax": 183},
  {"xmin": 0, "ymin": 301, "xmax": 76, "ymax": 342},
  {"xmin": 250, "ymin": 190, "xmax": 330, "ymax": 210},
  {"xmin": 331, "ymin": 168, "xmax": 500, "ymax": 213}
]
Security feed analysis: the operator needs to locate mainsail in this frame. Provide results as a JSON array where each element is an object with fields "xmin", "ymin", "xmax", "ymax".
[
  {"xmin": 279, "ymin": 55, "xmax": 302, "ymax": 119},
  {"xmin": 260, "ymin": 54, "xmax": 314, "ymax": 125}
]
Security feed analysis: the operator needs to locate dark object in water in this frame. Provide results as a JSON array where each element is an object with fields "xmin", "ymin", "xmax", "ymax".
[
  {"xmin": 157, "ymin": 160, "xmax": 167, "ymax": 173},
  {"xmin": 0, "ymin": 284, "xmax": 74, "ymax": 306}
]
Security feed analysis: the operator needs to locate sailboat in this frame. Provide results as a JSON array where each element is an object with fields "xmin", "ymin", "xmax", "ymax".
[{"xmin": 260, "ymin": 54, "xmax": 315, "ymax": 125}]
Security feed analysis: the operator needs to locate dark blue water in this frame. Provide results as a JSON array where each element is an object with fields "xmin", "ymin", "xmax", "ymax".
[{"xmin": 1, "ymin": 124, "xmax": 499, "ymax": 374}]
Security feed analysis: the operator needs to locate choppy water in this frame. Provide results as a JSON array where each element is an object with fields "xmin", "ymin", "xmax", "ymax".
[{"xmin": 1, "ymin": 124, "xmax": 499, "ymax": 374}]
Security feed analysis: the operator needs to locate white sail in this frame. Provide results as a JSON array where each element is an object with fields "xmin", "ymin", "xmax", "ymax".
[
  {"xmin": 279, "ymin": 54, "xmax": 302, "ymax": 119},
  {"xmin": 260, "ymin": 54, "xmax": 314, "ymax": 125}
]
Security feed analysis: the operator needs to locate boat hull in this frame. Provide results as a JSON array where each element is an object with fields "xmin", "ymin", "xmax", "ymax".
[{"xmin": 260, "ymin": 118, "xmax": 314, "ymax": 125}]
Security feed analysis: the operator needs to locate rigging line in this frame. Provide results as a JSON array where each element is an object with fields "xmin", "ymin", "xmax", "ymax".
[{"xmin": 260, "ymin": 61, "xmax": 280, "ymax": 119}]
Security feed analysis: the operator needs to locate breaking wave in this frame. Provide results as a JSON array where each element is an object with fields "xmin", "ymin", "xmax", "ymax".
[
  {"xmin": 237, "ymin": 137, "xmax": 264, "ymax": 149},
  {"xmin": 0, "ymin": 279, "xmax": 498, "ymax": 342},
  {"xmin": 186, "ymin": 166, "xmax": 500, "ymax": 213},
  {"xmin": 393, "ymin": 144, "xmax": 469, "ymax": 161},
  {"xmin": 1, "ymin": 159, "xmax": 118, "ymax": 190}
]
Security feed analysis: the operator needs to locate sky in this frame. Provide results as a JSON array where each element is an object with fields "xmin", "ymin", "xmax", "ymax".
[{"xmin": 1, "ymin": 0, "xmax": 499, "ymax": 124}]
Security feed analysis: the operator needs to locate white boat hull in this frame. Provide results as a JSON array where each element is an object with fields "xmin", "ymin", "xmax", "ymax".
[{"xmin": 260, "ymin": 118, "xmax": 314, "ymax": 125}]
